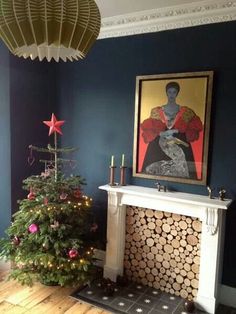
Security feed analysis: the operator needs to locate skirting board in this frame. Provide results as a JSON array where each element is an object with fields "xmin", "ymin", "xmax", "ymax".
[{"xmin": 219, "ymin": 285, "xmax": 236, "ymax": 309}]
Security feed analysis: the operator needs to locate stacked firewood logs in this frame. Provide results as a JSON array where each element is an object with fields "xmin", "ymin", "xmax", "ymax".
[{"xmin": 124, "ymin": 206, "xmax": 202, "ymax": 300}]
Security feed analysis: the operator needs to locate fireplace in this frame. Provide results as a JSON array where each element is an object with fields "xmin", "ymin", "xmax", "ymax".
[
  {"xmin": 99, "ymin": 185, "xmax": 231, "ymax": 314},
  {"xmin": 124, "ymin": 205, "xmax": 202, "ymax": 301}
]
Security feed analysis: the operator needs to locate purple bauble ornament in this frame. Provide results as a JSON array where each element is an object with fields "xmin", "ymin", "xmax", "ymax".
[
  {"xmin": 28, "ymin": 223, "xmax": 39, "ymax": 233},
  {"xmin": 104, "ymin": 283, "xmax": 115, "ymax": 296},
  {"xmin": 184, "ymin": 300, "xmax": 195, "ymax": 313}
]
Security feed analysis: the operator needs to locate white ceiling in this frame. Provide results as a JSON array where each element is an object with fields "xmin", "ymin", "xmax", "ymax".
[{"xmin": 96, "ymin": 0, "xmax": 201, "ymax": 18}]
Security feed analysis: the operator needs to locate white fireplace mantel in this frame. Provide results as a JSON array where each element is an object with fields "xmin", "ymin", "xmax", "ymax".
[{"xmin": 99, "ymin": 184, "xmax": 232, "ymax": 314}]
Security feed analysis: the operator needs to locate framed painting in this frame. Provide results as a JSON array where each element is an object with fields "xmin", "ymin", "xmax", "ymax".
[{"xmin": 133, "ymin": 71, "xmax": 213, "ymax": 185}]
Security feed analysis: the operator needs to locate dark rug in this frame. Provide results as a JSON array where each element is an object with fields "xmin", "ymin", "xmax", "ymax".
[{"xmin": 71, "ymin": 279, "xmax": 205, "ymax": 314}]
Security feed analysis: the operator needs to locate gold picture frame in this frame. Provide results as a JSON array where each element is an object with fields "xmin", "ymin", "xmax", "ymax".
[{"xmin": 133, "ymin": 71, "xmax": 213, "ymax": 185}]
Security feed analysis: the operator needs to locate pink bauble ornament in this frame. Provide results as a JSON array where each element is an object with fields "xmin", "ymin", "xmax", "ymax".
[
  {"xmin": 28, "ymin": 224, "xmax": 39, "ymax": 233},
  {"xmin": 68, "ymin": 248, "xmax": 79, "ymax": 259}
]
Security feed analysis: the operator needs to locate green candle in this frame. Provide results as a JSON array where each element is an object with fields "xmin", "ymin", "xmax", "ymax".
[
  {"xmin": 121, "ymin": 154, "xmax": 125, "ymax": 167},
  {"xmin": 111, "ymin": 155, "xmax": 114, "ymax": 167}
]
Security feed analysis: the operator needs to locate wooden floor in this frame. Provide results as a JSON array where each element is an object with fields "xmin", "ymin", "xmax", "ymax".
[
  {"xmin": 0, "ymin": 271, "xmax": 235, "ymax": 314},
  {"xmin": 0, "ymin": 271, "xmax": 111, "ymax": 314}
]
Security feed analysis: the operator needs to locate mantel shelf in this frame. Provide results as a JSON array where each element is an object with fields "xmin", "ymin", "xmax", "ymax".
[{"xmin": 99, "ymin": 184, "xmax": 232, "ymax": 210}]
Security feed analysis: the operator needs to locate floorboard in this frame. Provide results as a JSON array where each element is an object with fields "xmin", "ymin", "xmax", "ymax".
[{"xmin": 0, "ymin": 271, "xmax": 111, "ymax": 314}]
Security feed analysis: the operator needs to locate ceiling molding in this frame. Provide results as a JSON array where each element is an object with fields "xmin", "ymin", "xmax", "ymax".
[{"xmin": 98, "ymin": 0, "xmax": 236, "ymax": 39}]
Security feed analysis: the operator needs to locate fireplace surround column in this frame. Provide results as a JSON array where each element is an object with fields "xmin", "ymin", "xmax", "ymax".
[{"xmin": 103, "ymin": 190, "xmax": 126, "ymax": 281}]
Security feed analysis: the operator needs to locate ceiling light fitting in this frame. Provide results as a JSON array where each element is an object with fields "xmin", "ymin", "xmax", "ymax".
[{"xmin": 0, "ymin": 0, "xmax": 101, "ymax": 62}]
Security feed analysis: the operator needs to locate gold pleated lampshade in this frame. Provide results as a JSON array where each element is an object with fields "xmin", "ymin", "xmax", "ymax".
[{"xmin": 0, "ymin": 0, "xmax": 101, "ymax": 62}]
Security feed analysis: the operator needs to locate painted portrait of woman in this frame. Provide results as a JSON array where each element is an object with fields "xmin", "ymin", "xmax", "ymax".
[
  {"xmin": 133, "ymin": 72, "xmax": 213, "ymax": 185},
  {"xmin": 141, "ymin": 81, "xmax": 202, "ymax": 179}
]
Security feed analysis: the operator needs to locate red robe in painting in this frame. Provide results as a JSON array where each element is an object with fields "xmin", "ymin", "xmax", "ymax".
[{"xmin": 140, "ymin": 106, "xmax": 203, "ymax": 180}]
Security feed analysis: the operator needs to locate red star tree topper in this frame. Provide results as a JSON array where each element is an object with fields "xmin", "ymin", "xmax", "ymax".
[
  {"xmin": 43, "ymin": 113, "xmax": 65, "ymax": 182},
  {"xmin": 43, "ymin": 113, "xmax": 65, "ymax": 136}
]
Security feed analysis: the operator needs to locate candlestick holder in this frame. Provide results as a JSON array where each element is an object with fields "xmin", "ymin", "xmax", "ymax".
[
  {"xmin": 109, "ymin": 166, "xmax": 116, "ymax": 186},
  {"xmin": 120, "ymin": 166, "xmax": 127, "ymax": 186}
]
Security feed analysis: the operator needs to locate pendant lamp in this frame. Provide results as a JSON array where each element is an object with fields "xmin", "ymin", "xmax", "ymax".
[{"xmin": 0, "ymin": 0, "xmax": 101, "ymax": 62}]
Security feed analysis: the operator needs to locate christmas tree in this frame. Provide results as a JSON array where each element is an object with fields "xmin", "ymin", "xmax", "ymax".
[{"xmin": 0, "ymin": 114, "xmax": 97, "ymax": 286}]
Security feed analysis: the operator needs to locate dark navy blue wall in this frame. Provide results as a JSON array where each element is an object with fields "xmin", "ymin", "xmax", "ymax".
[
  {"xmin": 0, "ymin": 43, "xmax": 11, "ymax": 237},
  {"xmin": 58, "ymin": 21, "xmax": 236, "ymax": 286},
  {"xmin": 0, "ymin": 48, "xmax": 57, "ymax": 236},
  {"xmin": 10, "ymin": 57, "xmax": 57, "ymax": 213}
]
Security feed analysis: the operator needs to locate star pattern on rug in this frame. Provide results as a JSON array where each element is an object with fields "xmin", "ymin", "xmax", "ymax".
[{"xmin": 162, "ymin": 304, "xmax": 169, "ymax": 310}]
